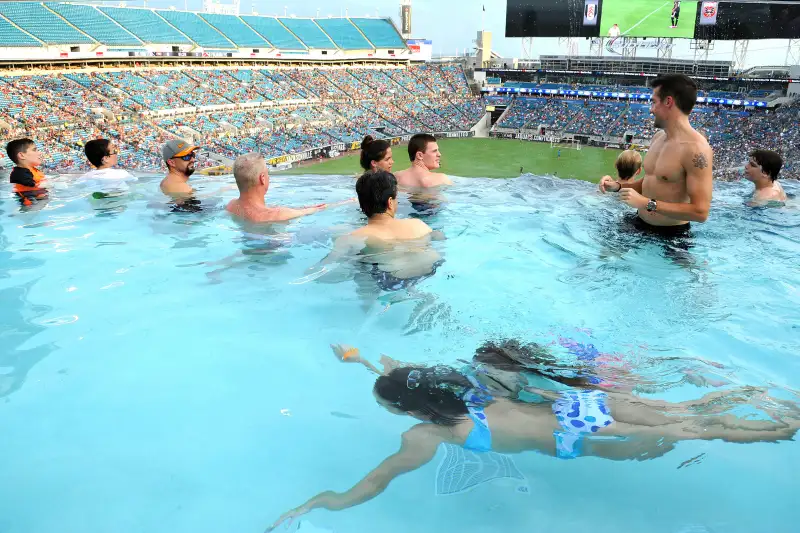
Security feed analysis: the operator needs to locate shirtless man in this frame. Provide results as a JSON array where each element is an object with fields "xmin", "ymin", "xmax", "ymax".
[
  {"xmin": 393, "ymin": 134, "xmax": 453, "ymax": 188},
  {"xmin": 744, "ymin": 149, "xmax": 787, "ymax": 205},
  {"xmin": 226, "ymin": 152, "xmax": 335, "ymax": 223},
  {"xmin": 599, "ymin": 74, "xmax": 713, "ymax": 232},
  {"xmin": 160, "ymin": 139, "xmax": 199, "ymax": 197},
  {"xmin": 318, "ymin": 170, "xmax": 442, "ymax": 287}
]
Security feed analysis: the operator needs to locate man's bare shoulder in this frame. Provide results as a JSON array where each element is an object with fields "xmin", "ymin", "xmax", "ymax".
[
  {"xmin": 753, "ymin": 186, "xmax": 787, "ymax": 203},
  {"xmin": 227, "ymin": 202, "xmax": 284, "ymax": 223},
  {"xmin": 651, "ymin": 130, "xmax": 667, "ymax": 143},
  {"xmin": 401, "ymin": 217, "xmax": 433, "ymax": 235},
  {"xmin": 430, "ymin": 172, "xmax": 453, "ymax": 185},
  {"xmin": 160, "ymin": 178, "xmax": 193, "ymax": 195},
  {"xmin": 680, "ymin": 135, "xmax": 713, "ymax": 171},
  {"xmin": 395, "ymin": 170, "xmax": 418, "ymax": 187},
  {"xmin": 685, "ymin": 128, "xmax": 712, "ymax": 150},
  {"xmin": 350, "ymin": 225, "xmax": 374, "ymax": 237}
]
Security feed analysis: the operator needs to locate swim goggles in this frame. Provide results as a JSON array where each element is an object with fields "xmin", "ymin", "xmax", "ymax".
[{"xmin": 407, "ymin": 369, "xmax": 422, "ymax": 390}]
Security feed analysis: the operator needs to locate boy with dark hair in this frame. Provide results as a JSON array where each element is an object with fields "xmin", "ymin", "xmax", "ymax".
[
  {"xmin": 78, "ymin": 138, "xmax": 136, "ymax": 195},
  {"xmin": 393, "ymin": 134, "xmax": 452, "ymax": 188},
  {"xmin": 6, "ymin": 138, "xmax": 47, "ymax": 206},
  {"xmin": 316, "ymin": 170, "xmax": 442, "ymax": 291},
  {"xmin": 745, "ymin": 149, "xmax": 787, "ymax": 204}
]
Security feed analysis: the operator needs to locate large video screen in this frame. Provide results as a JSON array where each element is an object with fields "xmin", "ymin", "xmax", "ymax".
[
  {"xmin": 694, "ymin": 1, "xmax": 800, "ymax": 40},
  {"xmin": 506, "ymin": 0, "xmax": 600, "ymax": 37},
  {"xmin": 600, "ymin": 1, "xmax": 698, "ymax": 38},
  {"xmin": 506, "ymin": 0, "xmax": 800, "ymax": 39}
]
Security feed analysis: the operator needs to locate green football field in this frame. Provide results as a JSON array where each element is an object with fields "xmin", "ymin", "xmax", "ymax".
[
  {"xmin": 279, "ymin": 138, "xmax": 622, "ymax": 183},
  {"xmin": 601, "ymin": 0, "xmax": 697, "ymax": 39}
]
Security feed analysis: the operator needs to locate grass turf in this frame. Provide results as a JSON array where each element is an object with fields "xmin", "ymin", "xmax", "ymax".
[
  {"xmin": 279, "ymin": 138, "xmax": 622, "ymax": 183},
  {"xmin": 600, "ymin": 0, "xmax": 697, "ymax": 39}
]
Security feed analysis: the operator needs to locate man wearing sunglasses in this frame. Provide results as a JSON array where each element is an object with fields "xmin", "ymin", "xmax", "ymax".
[{"xmin": 160, "ymin": 139, "xmax": 201, "ymax": 197}]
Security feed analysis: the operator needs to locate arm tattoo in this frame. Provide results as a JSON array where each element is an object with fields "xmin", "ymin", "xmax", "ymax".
[{"xmin": 693, "ymin": 153, "xmax": 709, "ymax": 169}]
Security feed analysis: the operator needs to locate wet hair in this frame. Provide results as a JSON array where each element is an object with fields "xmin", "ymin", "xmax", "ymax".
[
  {"xmin": 6, "ymin": 138, "xmax": 35, "ymax": 165},
  {"xmin": 360, "ymin": 135, "xmax": 391, "ymax": 171},
  {"xmin": 615, "ymin": 150, "xmax": 643, "ymax": 180},
  {"xmin": 374, "ymin": 366, "xmax": 472, "ymax": 426},
  {"xmin": 473, "ymin": 339, "xmax": 599, "ymax": 389},
  {"xmin": 84, "ymin": 139, "xmax": 112, "ymax": 168},
  {"xmin": 355, "ymin": 170, "xmax": 397, "ymax": 217},
  {"xmin": 408, "ymin": 133, "xmax": 437, "ymax": 162},
  {"xmin": 233, "ymin": 152, "xmax": 266, "ymax": 191},
  {"xmin": 650, "ymin": 74, "xmax": 698, "ymax": 115},
  {"xmin": 750, "ymin": 149, "xmax": 782, "ymax": 181}
]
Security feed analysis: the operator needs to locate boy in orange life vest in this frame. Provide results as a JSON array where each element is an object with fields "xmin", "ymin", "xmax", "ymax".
[{"xmin": 6, "ymin": 138, "xmax": 47, "ymax": 206}]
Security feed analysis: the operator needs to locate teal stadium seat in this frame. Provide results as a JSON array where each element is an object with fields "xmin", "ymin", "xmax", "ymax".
[
  {"xmin": 99, "ymin": 6, "xmax": 191, "ymax": 44},
  {"xmin": 156, "ymin": 10, "xmax": 234, "ymax": 48},
  {"xmin": 46, "ymin": 3, "xmax": 141, "ymax": 46},
  {"xmin": 240, "ymin": 16, "xmax": 305, "ymax": 50},
  {"xmin": 0, "ymin": 15, "xmax": 41, "ymax": 46},
  {"xmin": 349, "ymin": 18, "xmax": 405, "ymax": 48},
  {"xmin": 198, "ymin": 13, "xmax": 269, "ymax": 47},
  {"xmin": 278, "ymin": 18, "xmax": 336, "ymax": 49},
  {"xmin": 0, "ymin": 2, "xmax": 91, "ymax": 44},
  {"xmin": 314, "ymin": 18, "xmax": 371, "ymax": 49}
]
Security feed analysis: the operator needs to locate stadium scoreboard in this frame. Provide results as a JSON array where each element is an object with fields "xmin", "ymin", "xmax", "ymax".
[{"xmin": 507, "ymin": 0, "xmax": 800, "ymax": 40}]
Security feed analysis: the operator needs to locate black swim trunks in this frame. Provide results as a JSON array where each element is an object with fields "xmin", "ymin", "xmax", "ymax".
[
  {"xmin": 623, "ymin": 213, "xmax": 691, "ymax": 238},
  {"xmin": 370, "ymin": 260, "xmax": 444, "ymax": 291},
  {"xmin": 409, "ymin": 199, "xmax": 443, "ymax": 219},
  {"xmin": 170, "ymin": 197, "xmax": 204, "ymax": 213}
]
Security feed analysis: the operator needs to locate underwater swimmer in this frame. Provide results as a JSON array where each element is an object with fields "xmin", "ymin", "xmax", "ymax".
[{"xmin": 266, "ymin": 342, "xmax": 799, "ymax": 530}]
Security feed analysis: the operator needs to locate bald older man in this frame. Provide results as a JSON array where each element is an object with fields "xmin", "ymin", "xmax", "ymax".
[{"xmin": 226, "ymin": 153, "xmax": 337, "ymax": 223}]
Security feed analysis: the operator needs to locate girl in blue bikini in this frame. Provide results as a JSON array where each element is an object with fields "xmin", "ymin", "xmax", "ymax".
[{"xmin": 267, "ymin": 340, "xmax": 800, "ymax": 531}]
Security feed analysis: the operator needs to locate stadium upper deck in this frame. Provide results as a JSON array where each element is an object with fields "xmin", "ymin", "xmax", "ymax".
[{"xmin": 0, "ymin": 2, "xmax": 408, "ymax": 62}]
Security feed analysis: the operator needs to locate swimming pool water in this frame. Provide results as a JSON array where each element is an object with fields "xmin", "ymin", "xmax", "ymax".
[{"xmin": 1, "ymin": 173, "xmax": 798, "ymax": 533}]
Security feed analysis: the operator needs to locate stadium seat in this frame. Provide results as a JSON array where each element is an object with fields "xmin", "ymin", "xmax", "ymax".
[
  {"xmin": 46, "ymin": 3, "xmax": 141, "ymax": 46},
  {"xmin": 0, "ymin": 15, "xmax": 41, "ymax": 46},
  {"xmin": 314, "ymin": 18, "xmax": 371, "ymax": 49},
  {"xmin": 198, "ymin": 13, "xmax": 269, "ymax": 47},
  {"xmin": 278, "ymin": 18, "xmax": 337, "ymax": 49},
  {"xmin": 0, "ymin": 2, "xmax": 92, "ymax": 44},
  {"xmin": 156, "ymin": 10, "xmax": 235, "ymax": 48},
  {"xmin": 348, "ymin": 18, "xmax": 405, "ymax": 48},
  {"xmin": 99, "ymin": 6, "xmax": 191, "ymax": 44},
  {"xmin": 240, "ymin": 16, "xmax": 306, "ymax": 50}
]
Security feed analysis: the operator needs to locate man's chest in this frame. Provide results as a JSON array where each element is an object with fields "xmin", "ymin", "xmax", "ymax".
[{"xmin": 645, "ymin": 144, "xmax": 685, "ymax": 183}]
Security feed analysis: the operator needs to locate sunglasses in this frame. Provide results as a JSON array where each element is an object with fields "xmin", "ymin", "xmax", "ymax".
[
  {"xmin": 107, "ymin": 150, "xmax": 119, "ymax": 156},
  {"xmin": 173, "ymin": 152, "xmax": 196, "ymax": 161}
]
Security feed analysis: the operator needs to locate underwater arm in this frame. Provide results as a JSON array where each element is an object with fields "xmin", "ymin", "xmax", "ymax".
[
  {"xmin": 266, "ymin": 425, "xmax": 441, "ymax": 531},
  {"xmin": 317, "ymin": 234, "xmax": 364, "ymax": 266},
  {"xmin": 330, "ymin": 344, "xmax": 384, "ymax": 375}
]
